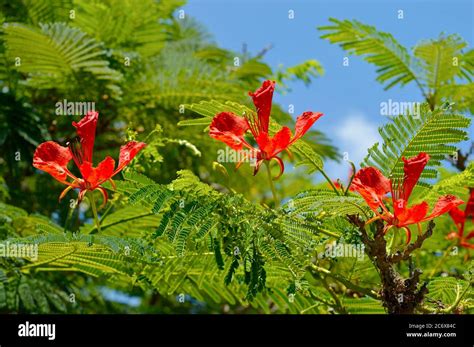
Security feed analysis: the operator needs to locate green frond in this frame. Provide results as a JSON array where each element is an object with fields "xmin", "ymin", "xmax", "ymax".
[
  {"xmin": 274, "ymin": 59, "xmax": 324, "ymax": 90},
  {"xmin": 82, "ymin": 206, "xmax": 160, "ymax": 237},
  {"xmin": 363, "ymin": 103, "xmax": 471, "ymax": 184},
  {"xmin": 166, "ymin": 16, "xmax": 213, "ymax": 47},
  {"xmin": 122, "ymin": 170, "xmax": 156, "ymax": 186},
  {"xmin": 292, "ymin": 141, "xmax": 324, "ymax": 172},
  {"xmin": 286, "ymin": 189, "xmax": 369, "ymax": 218},
  {"xmin": 343, "ymin": 296, "xmax": 385, "ymax": 314},
  {"xmin": 414, "ymin": 162, "xmax": 474, "ymax": 205},
  {"xmin": 319, "ymin": 18, "xmax": 420, "ymax": 90},
  {"xmin": 426, "ymin": 277, "xmax": 473, "ymax": 310},
  {"xmin": 438, "ymin": 82, "xmax": 474, "ymax": 113},
  {"xmin": 3, "ymin": 22, "xmax": 121, "ymax": 92},
  {"xmin": 21, "ymin": 0, "xmax": 72, "ymax": 25},
  {"xmin": 414, "ymin": 34, "xmax": 472, "ymax": 104},
  {"xmin": 31, "ymin": 216, "xmax": 63, "ymax": 235},
  {"xmin": 232, "ymin": 59, "xmax": 273, "ymax": 81},
  {"xmin": 3, "ymin": 233, "xmax": 152, "ymax": 277},
  {"xmin": 71, "ymin": 0, "xmax": 169, "ymax": 58},
  {"xmin": 181, "ymin": 99, "xmax": 253, "ymax": 124},
  {"xmin": 102, "ymin": 171, "xmax": 312, "ymax": 301},
  {"xmin": 0, "ymin": 273, "xmax": 71, "ymax": 313},
  {"xmin": 0, "ymin": 202, "xmax": 28, "ymax": 219},
  {"xmin": 126, "ymin": 45, "xmax": 244, "ymax": 111},
  {"xmin": 461, "ymin": 49, "xmax": 474, "ymax": 81}
]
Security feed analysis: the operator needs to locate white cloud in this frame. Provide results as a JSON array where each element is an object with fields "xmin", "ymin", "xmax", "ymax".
[
  {"xmin": 334, "ymin": 112, "xmax": 380, "ymax": 164},
  {"xmin": 324, "ymin": 112, "xmax": 381, "ymax": 181}
]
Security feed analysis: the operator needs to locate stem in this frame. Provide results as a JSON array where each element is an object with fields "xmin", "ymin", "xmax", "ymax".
[
  {"xmin": 441, "ymin": 280, "xmax": 473, "ymax": 313},
  {"xmin": 311, "ymin": 264, "xmax": 379, "ymax": 299},
  {"xmin": 319, "ymin": 228, "xmax": 341, "ymax": 239},
  {"xmin": 99, "ymin": 202, "xmax": 114, "ymax": 224},
  {"xmin": 429, "ymin": 244, "xmax": 456, "ymax": 278},
  {"xmin": 89, "ymin": 212, "xmax": 153, "ymax": 234},
  {"xmin": 319, "ymin": 168, "xmax": 340, "ymax": 196},
  {"xmin": 321, "ymin": 276, "xmax": 346, "ymax": 313},
  {"xmin": 264, "ymin": 161, "xmax": 279, "ymax": 207},
  {"xmin": 344, "ymin": 161, "xmax": 356, "ymax": 196},
  {"xmin": 88, "ymin": 191, "xmax": 101, "ymax": 234},
  {"xmin": 63, "ymin": 201, "xmax": 77, "ymax": 233}
]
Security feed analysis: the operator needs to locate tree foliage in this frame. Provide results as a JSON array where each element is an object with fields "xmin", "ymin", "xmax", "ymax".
[{"xmin": 0, "ymin": 3, "xmax": 472, "ymax": 315}]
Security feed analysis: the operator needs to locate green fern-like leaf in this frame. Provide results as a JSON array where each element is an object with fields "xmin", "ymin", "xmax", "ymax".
[
  {"xmin": 286, "ymin": 189, "xmax": 369, "ymax": 218},
  {"xmin": 414, "ymin": 35, "xmax": 472, "ymax": 93},
  {"xmin": 362, "ymin": 103, "xmax": 471, "ymax": 184},
  {"xmin": 343, "ymin": 296, "xmax": 385, "ymax": 314},
  {"xmin": 1, "ymin": 232, "xmax": 152, "ymax": 277},
  {"xmin": 71, "ymin": 0, "xmax": 169, "ymax": 58},
  {"xmin": 413, "ymin": 162, "xmax": 474, "ymax": 205},
  {"xmin": 427, "ymin": 277, "xmax": 472, "ymax": 308},
  {"xmin": 3, "ymin": 22, "xmax": 121, "ymax": 91},
  {"xmin": 319, "ymin": 18, "xmax": 420, "ymax": 90},
  {"xmin": 21, "ymin": 0, "xmax": 72, "ymax": 25}
]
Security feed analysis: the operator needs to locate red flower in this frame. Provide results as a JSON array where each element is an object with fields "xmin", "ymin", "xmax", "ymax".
[
  {"xmin": 350, "ymin": 152, "xmax": 463, "ymax": 243},
  {"xmin": 209, "ymin": 80, "xmax": 322, "ymax": 178},
  {"xmin": 33, "ymin": 111, "xmax": 146, "ymax": 205},
  {"xmin": 447, "ymin": 188, "xmax": 474, "ymax": 249}
]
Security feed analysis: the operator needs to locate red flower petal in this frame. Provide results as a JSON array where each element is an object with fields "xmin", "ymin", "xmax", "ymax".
[
  {"xmin": 209, "ymin": 112, "xmax": 250, "ymax": 151},
  {"xmin": 401, "ymin": 152, "xmax": 429, "ymax": 200},
  {"xmin": 114, "ymin": 141, "xmax": 147, "ymax": 174},
  {"xmin": 72, "ymin": 111, "xmax": 98, "ymax": 163},
  {"xmin": 393, "ymin": 199, "xmax": 428, "ymax": 226},
  {"xmin": 80, "ymin": 156, "xmax": 115, "ymax": 188},
  {"xmin": 96, "ymin": 186, "xmax": 109, "ymax": 209},
  {"xmin": 33, "ymin": 141, "xmax": 73, "ymax": 182},
  {"xmin": 422, "ymin": 195, "xmax": 464, "ymax": 222},
  {"xmin": 460, "ymin": 241, "xmax": 474, "ymax": 249},
  {"xmin": 449, "ymin": 206, "xmax": 465, "ymax": 235},
  {"xmin": 271, "ymin": 156, "xmax": 285, "ymax": 180},
  {"xmin": 465, "ymin": 230, "xmax": 474, "ymax": 240},
  {"xmin": 256, "ymin": 127, "xmax": 292, "ymax": 158},
  {"xmin": 235, "ymin": 149, "xmax": 257, "ymax": 171},
  {"xmin": 271, "ymin": 127, "xmax": 292, "ymax": 156},
  {"xmin": 465, "ymin": 188, "xmax": 474, "ymax": 219},
  {"xmin": 248, "ymin": 80, "xmax": 275, "ymax": 134},
  {"xmin": 290, "ymin": 112, "xmax": 323, "ymax": 144},
  {"xmin": 59, "ymin": 185, "xmax": 74, "ymax": 201},
  {"xmin": 402, "ymin": 226, "xmax": 412, "ymax": 245},
  {"xmin": 449, "ymin": 206, "xmax": 465, "ymax": 225},
  {"xmin": 350, "ymin": 167, "xmax": 391, "ymax": 211}
]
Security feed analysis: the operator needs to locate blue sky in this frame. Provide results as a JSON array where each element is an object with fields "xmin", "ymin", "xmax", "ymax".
[{"xmin": 184, "ymin": 0, "xmax": 473, "ymax": 179}]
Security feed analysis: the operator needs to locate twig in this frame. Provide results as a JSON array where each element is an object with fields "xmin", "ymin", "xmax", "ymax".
[
  {"xmin": 310, "ymin": 264, "xmax": 379, "ymax": 299},
  {"xmin": 388, "ymin": 221, "xmax": 435, "ymax": 263}
]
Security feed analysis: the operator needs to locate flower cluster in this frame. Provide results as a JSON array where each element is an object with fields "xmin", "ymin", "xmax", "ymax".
[
  {"xmin": 33, "ymin": 111, "xmax": 146, "ymax": 206},
  {"xmin": 350, "ymin": 152, "xmax": 463, "ymax": 243},
  {"xmin": 33, "ymin": 84, "xmax": 469, "ymax": 250},
  {"xmin": 209, "ymin": 80, "xmax": 322, "ymax": 178}
]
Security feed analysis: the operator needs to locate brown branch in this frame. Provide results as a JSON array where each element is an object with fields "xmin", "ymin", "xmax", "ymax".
[
  {"xmin": 447, "ymin": 144, "xmax": 473, "ymax": 171},
  {"xmin": 347, "ymin": 215, "xmax": 434, "ymax": 314},
  {"xmin": 388, "ymin": 221, "xmax": 435, "ymax": 263}
]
